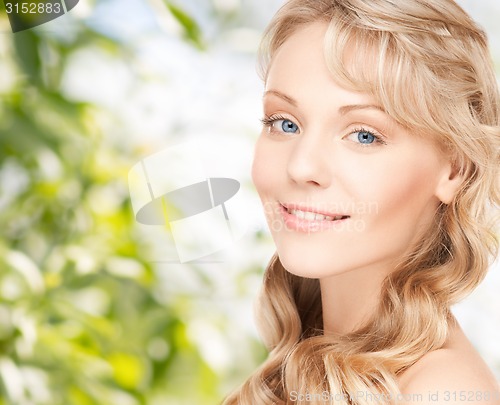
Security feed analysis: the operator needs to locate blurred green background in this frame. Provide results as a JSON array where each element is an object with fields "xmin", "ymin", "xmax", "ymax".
[
  {"xmin": 0, "ymin": 0, "xmax": 499, "ymax": 404},
  {"xmin": 0, "ymin": 0, "xmax": 281, "ymax": 403}
]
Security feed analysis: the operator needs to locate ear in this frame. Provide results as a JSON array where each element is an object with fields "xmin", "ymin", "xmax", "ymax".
[{"xmin": 435, "ymin": 160, "xmax": 465, "ymax": 205}]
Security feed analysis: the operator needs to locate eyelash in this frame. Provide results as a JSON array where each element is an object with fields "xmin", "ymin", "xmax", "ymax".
[
  {"xmin": 260, "ymin": 115, "xmax": 387, "ymax": 146},
  {"xmin": 260, "ymin": 114, "xmax": 291, "ymax": 132},
  {"xmin": 349, "ymin": 126, "xmax": 387, "ymax": 146}
]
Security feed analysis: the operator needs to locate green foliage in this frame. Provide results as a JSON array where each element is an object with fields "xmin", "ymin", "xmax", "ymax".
[
  {"xmin": 0, "ymin": 3, "xmax": 265, "ymax": 404},
  {"xmin": 164, "ymin": 2, "xmax": 205, "ymax": 50}
]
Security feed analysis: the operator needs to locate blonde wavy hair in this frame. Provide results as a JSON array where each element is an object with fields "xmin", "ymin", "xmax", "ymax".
[{"xmin": 224, "ymin": 0, "xmax": 500, "ymax": 403}]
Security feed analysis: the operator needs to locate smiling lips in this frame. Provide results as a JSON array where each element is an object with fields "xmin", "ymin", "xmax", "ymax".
[
  {"xmin": 280, "ymin": 203, "xmax": 350, "ymax": 232},
  {"xmin": 287, "ymin": 208, "xmax": 348, "ymax": 221}
]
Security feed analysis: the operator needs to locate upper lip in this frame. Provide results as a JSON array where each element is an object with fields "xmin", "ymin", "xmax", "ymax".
[{"xmin": 281, "ymin": 203, "xmax": 350, "ymax": 218}]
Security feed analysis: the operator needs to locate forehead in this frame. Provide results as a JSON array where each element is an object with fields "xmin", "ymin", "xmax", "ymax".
[
  {"xmin": 265, "ymin": 22, "xmax": 379, "ymax": 107},
  {"xmin": 265, "ymin": 21, "xmax": 433, "ymax": 134},
  {"xmin": 267, "ymin": 23, "xmax": 329, "ymax": 80}
]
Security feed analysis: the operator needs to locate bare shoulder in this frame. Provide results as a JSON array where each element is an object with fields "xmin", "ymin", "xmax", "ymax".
[
  {"xmin": 400, "ymin": 348, "xmax": 499, "ymax": 392},
  {"xmin": 398, "ymin": 324, "xmax": 500, "ymax": 404}
]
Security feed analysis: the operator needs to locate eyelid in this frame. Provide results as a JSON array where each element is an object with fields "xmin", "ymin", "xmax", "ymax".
[
  {"xmin": 261, "ymin": 113, "xmax": 301, "ymax": 134},
  {"xmin": 261, "ymin": 112, "xmax": 299, "ymax": 125},
  {"xmin": 345, "ymin": 125, "xmax": 387, "ymax": 145}
]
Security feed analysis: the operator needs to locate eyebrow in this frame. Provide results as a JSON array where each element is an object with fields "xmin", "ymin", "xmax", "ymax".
[
  {"xmin": 263, "ymin": 90, "xmax": 298, "ymax": 107},
  {"xmin": 263, "ymin": 89, "xmax": 386, "ymax": 115},
  {"xmin": 338, "ymin": 104, "xmax": 386, "ymax": 115}
]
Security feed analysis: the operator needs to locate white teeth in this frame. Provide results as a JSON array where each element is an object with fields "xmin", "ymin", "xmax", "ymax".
[
  {"xmin": 289, "ymin": 209, "xmax": 338, "ymax": 221},
  {"xmin": 290, "ymin": 209, "xmax": 306, "ymax": 219}
]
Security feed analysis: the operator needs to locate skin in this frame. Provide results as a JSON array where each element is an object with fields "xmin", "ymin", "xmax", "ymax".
[
  {"xmin": 398, "ymin": 318, "xmax": 500, "ymax": 402},
  {"xmin": 251, "ymin": 22, "xmax": 499, "ymax": 398}
]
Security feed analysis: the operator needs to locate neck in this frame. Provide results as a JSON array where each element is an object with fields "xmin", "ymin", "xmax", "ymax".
[{"xmin": 320, "ymin": 261, "xmax": 393, "ymax": 335}]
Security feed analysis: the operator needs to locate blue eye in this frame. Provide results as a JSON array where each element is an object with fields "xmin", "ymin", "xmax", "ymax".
[
  {"xmin": 344, "ymin": 127, "xmax": 386, "ymax": 147},
  {"xmin": 261, "ymin": 115, "xmax": 300, "ymax": 135},
  {"xmin": 357, "ymin": 130, "xmax": 376, "ymax": 144},
  {"xmin": 280, "ymin": 119, "xmax": 299, "ymax": 133}
]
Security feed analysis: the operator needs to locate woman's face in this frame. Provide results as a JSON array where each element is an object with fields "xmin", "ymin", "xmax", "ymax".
[{"xmin": 252, "ymin": 23, "xmax": 455, "ymax": 279}]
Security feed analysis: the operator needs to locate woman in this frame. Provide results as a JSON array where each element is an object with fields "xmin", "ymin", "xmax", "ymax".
[{"xmin": 225, "ymin": 0, "xmax": 500, "ymax": 403}]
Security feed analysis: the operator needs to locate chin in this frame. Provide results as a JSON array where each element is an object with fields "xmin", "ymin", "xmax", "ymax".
[{"xmin": 277, "ymin": 251, "xmax": 340, "ymax": 279}]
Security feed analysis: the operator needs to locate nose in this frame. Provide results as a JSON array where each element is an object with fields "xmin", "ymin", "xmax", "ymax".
[{"xmin": 286, "ymin": 132, "xmax": 331, "ymax": 188}]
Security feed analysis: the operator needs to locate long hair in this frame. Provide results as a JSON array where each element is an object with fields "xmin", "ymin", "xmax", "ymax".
[{"xmin": 224, "ymin": 1, "xmax": 500, "ymax": 403}]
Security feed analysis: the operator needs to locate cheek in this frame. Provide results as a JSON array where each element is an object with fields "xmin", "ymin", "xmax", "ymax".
[
  {"xmin": 341, "ymin": 149, "xmax": 438, "ymax": 205},
  {"xmin": 380, "ymin": 174, "xmax": 429, "ymax": 215},
  {"xmin": 251, "ymin": 136, "xmax": 283, "ymax": 197},
  {"xmin": 359, "ymin": 154, "xmax": 441, "ymax": 235},
  {"xmin": 251, "ymin": 138, "xmax": 267, "ymax": 195}
]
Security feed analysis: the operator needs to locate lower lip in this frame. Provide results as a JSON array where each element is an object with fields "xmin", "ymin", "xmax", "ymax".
[{"xmin": 280, "ymin": 205, "xmax": 349, "ymax": 233}]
